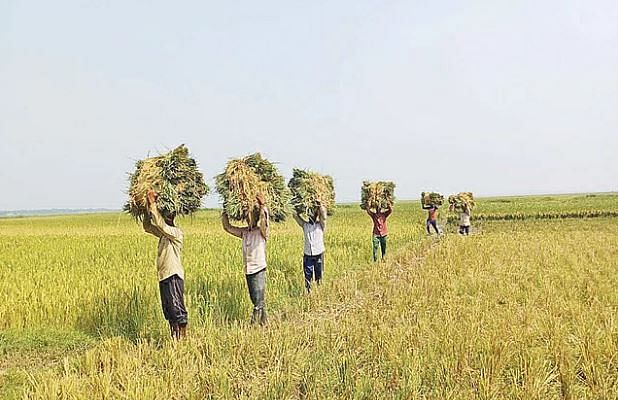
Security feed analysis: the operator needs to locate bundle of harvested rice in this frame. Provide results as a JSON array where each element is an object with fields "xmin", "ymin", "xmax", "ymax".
[
  {"xmin": 421, "ymin": 192, "xmax": 444, "ymax": 207},
  {"xmin": 124, "ymin": 145, "xmax": 209, "ymax": 220},
  {"xmin": 360, "ymin": 181, "xmax": 395, "ymax": 212},
  {"xmin": 288, "ymin": 169, "xmax": 335, "ymax": 219},
  {"xmin": 448, "ymin": 192, "xmax": 476, "ymax": 211},
  {"xmin": 216, "ymin": 153, "xmax": 289, "ymax": 225}
]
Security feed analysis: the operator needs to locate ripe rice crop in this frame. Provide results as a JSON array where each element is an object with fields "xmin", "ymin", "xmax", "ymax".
[
  {"xmin": 1, "ymin": 194, "xmax": 618, "ymax": 398},
  {"xmin": 446, "ymin": 209, "xmax": 618, "ymax": 224}
]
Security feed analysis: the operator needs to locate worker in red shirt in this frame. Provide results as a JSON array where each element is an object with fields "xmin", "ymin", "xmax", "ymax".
[
  {"xmin": 366, "ymin": 205, "xmax": 392, "ymax": 261},
  {"xmin": 422, "ymin": 204, "xmax": 440, "ymax": 235}
]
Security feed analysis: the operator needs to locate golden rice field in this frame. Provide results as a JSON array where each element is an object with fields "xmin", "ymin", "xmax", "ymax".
[{"xmin": 0, "ymin": 193, "xmax": 617, "ymax": 399}]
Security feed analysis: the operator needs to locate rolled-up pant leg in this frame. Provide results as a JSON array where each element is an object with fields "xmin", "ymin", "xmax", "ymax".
[
  {"xmin": 246, "ymin": 270, "xmax": 266, "ymax": 310},
  {"xmin": 159, "ymin": 274, "xmax": 188, "ymax": 326},
  {"xmin": 246, "ymin": 269, "xmax": 267, "ymax": 324}
]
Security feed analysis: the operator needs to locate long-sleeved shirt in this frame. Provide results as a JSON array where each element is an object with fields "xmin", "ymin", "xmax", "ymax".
[
  {"xmin": 294, "ymin": 206, "xmax": 326, "ymax": 256},
  {"xmin": 368, "ymin": 208, "xmax": 392, "ymax": 236},
  {"xmin": 143, "ymin": 205, "xmax": 184, "ymax": 281},
  {"xmin": 222, "ymin": 208, "xmax": 270, "ymax": 275}
]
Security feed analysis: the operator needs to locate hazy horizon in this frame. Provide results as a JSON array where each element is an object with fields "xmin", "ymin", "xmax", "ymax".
[
  {"xmin": 1, "ymin": 191, "xmax": 615, "ymax": 214},
  {"xmin": 1, "ymin": 0, "xmax": 616, "ymax": 210}
]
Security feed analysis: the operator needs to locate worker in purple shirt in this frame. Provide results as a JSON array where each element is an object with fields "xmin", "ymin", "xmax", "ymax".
[
  {"xmin": 293, "ymin": 201, "xmax": 327, "ymax": 293},
  {"xmin": 366, "ymin": 204, "xmax": 392, "ymax": 262}
]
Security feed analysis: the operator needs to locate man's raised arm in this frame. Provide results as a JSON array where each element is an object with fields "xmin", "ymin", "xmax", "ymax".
[
  {"xmin": 259, "ymin": 206, "xmax": 270, "ymax": 241},
  {"xmin": 221, "ymin": 212, "xmax": 244, "ymax": 239},
  {"xmin": 293, "ymin": 213, "xmax": 306, "ymax": 228},
  {"xmin": 142, "ymin": 213, "xmax": 162, "ymax": 238},
  {"xmin": 317, "ymin": 204, "xmax": 327, "ymax": 230},
  {"xmin": 147, "ymin": 191, "xmax": 180, "ymax": 241}
]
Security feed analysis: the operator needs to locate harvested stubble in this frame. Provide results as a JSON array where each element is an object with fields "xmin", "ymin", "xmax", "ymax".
[
  {"xmin": 421, "ymin": 192, "xmax": 444, "ymax": 207},
  {"xmin": 124, "ymin": 145, "xmax": 209, "ymax": 220},
  {"xmin": 288, "ymin": 169, "xmax": 336, "ymax": 219},
  {"xmin": 360, "ymin": 181, "xmax": 395, "ymax": 212},
  {"xmin": 216, "ymin": 153, "xmax": 289, "ymax": 225},
  {"xmin": 448, "ymin": 192, "xmax": 475, "ymax": 211}
]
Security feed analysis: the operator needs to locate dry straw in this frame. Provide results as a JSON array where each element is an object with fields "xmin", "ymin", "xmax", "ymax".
[
  {"xmin": 448, "ymin": 192, "xmax": 475, "ymax": 211},
  {"xmin": 216, "ymin": 153, "xmax": 289, "ymax": 225},
  {"xmin": 288, "ymin": 169, "xmax": 336, "ymax": 219},
  {"xmin": 360, "ymin": 181, "xmax": 395, "ymax": 212},
  {"xmin": 421, "ymin": 192, "xmax": 444, "ymax": 207},
  {"xmin": 124, "ymin": 145, "xmax": 209, "ymax": 220}
]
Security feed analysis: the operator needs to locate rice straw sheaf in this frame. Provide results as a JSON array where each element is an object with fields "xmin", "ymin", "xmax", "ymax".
[
  {"xmin": 124, "ymin": 145, "xmax": 209, "ymax": 221},
  {"xmin": 360, "ymin": 181, "xmax": 395, "ymax": 212},
  {"xmin": 216, "ymin": 153, "xmax": 290, "ymax": 225},
  {"xmin": 421, "ymin": 192, "xmax": 444, "ymax": 207},
  {"xmin": 288, "ymin": 169, "xmax": 336, "ymax": 220},
  {"xmin": 448, "ymin": 192, "xmax": 476, "ymax": 211}
]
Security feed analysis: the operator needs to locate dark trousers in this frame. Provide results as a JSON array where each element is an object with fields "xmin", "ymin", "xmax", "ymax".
[
  {"xmin": 372, "ymin": 235, "xmax": 387, "ymax": 261},
  {"xmin": 246, "ymin": 269, "xmax": 267, "ymax": 324},
  {"xmin": 459, "ymin": 225, "xmax": 470, "ymax": 235},
  {"xmin": 159, "ymin": 274, "xmax": 188, "ymax": 325},
  {"xmin": 426, "ymin": 219, "xmax": 439, "ymax": 234},
  {"xmin": 303, "ymin": 253, "xmax": 324, "ymax": 291}
]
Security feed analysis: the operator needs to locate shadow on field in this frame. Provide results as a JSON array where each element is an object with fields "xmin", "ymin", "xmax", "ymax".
[
  {"xmin": 189, "ymin": 274, "xmax": 247, "ymax": 325},
  {"xmin": 188, "ymin": 265, "xmax": 304, "ymax": 326},
  {"xmin": 75, "ymin": 269, "xmax": 306, "ymax": 339},
  {"xmin": 77, "ymin": 286, "xmax": 155, "ymax": 343}
]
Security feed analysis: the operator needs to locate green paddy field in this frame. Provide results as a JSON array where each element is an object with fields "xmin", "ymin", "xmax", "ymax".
[{"xmin": 1, "ymin": 194, "xmax": 617, "ymax": 399}]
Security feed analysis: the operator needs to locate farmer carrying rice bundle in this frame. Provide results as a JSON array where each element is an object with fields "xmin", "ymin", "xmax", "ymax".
[
  {"xmin": 449, "ymin": 192, "xmax": 475, "ymax": 235},
  {"xmin": 288, "ymin": 169, "xmax": 335, "ymax": 293},
  {"xmin": 421, "ymin": 192, "xmax": 443, "ymax": 236},
  {"xmin": 216, "ymin": 153, "xmax": 289, "ymax": 324},
  {"xmin": 361, "ymin": 181, "xmax": 395, "ymax": 262},
  {"xmin": 125, "ymin": 145, "xmax": 209, "ymax": 339},
  {"xmin": 221, "ymin": 195, "xmax": 270, "ymax": 325}
]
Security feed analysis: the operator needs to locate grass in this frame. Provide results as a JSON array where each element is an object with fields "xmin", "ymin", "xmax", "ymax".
[{"xmin": 0, "ymin": 193, "xmax": 617, "ymax": 398}]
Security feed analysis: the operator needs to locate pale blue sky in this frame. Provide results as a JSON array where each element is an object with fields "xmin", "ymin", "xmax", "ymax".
[{"xmin": 1, "ymin": 0, "xmax": 616, "ymax": 210}]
